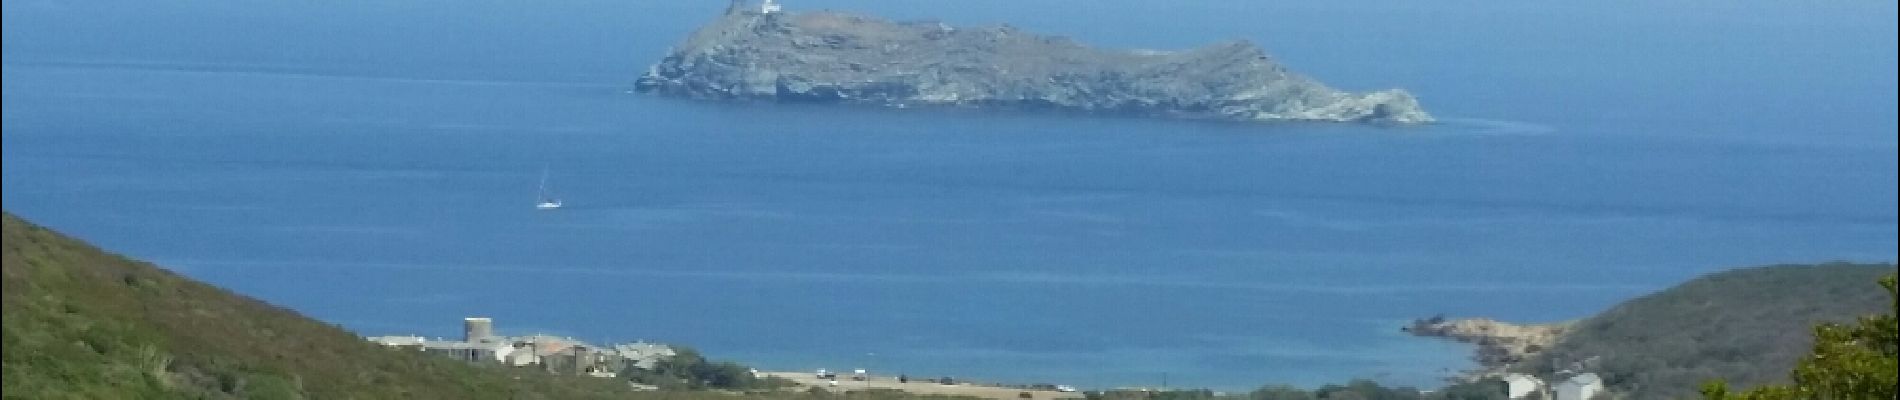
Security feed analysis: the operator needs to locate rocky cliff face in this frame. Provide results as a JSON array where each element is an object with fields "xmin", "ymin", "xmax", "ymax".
[{"xmin": 635, "ymin": 2, "xmax": 1433, "ymax": 125}]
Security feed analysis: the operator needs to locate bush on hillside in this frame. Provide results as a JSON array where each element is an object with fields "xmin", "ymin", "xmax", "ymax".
[
  {"xmin": 1700, "ymin": 274, "xmax": 1897, "ymax": 400},
  {"xmin": 1513, "ymin": 263, "xmax": 1894, "ymax": 399}
]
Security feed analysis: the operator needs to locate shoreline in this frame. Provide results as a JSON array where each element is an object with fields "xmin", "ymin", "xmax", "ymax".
[
  {"xmin": 1402, "ymin": 316, "xmax": 1574, "ymax": 379},
  {"xmin": 761, "ymin": 371, "xmax": 1086, "ymax": 400}
]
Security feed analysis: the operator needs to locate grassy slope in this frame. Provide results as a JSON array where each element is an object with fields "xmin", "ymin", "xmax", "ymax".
[
  {"xmin": 12, "ymin": 207, "xmax": 1888, "ymax": 400},
  {"xmin": 1515, "ymin": 262, "xmax": 1896, "ymax": 400},
  {"xmin": 1, "ymin": 212, "xmax": 639, "ymax": 399}
]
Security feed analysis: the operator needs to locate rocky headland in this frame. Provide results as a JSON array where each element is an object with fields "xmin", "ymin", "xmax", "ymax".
[
  {"xmin": 1403, "ymin": 315, "xmax": 1572, "ymax": 378},
  {"xmin": 634, "ymin": 1, "xmax": 1433, "ymax": 125}
]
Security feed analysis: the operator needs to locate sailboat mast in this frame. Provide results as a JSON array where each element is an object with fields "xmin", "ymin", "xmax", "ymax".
[
  {"xmin": 533, "ymin": 165, "xmax": 563, "ymax": 209},
  {"xmin": 537, "ymin": 166, "xmax": 550, "ymax": 201}
]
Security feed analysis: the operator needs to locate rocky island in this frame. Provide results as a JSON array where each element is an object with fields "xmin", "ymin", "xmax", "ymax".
[{"xmin": 635, "ymin": 0, "xmax": 1433, "ymax": 125}]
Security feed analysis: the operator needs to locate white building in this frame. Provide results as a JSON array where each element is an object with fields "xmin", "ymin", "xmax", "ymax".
[
  {"xmin": 367, "ymin": 335, "xmax": 426, "ymax": 347},
  {"xmin": 464, "ymin": 317, "xmax": 496, "ymax": 342},
  {"xmin": 420, "ymin": 339, "xmax": 517, "ymax": 363},
  {"xmin": 760, "ymin": 0, "xmax": 782, "ymax": 14},
  {"xmin": 612, "ymin": 342, "xmax": 678, "ymax": 369},
  {"xmin": 504, "ymin": 344, "xmax": 542, "ymax": 366},
  {"xmin": 1554, "ymin": 373, "xmax": 1603, "ymax": 400},
  {"xmin": 1501, "ymin": 373, "xmax": 1544, "ymax": 399},
  {"xmin": 365, "ymin": 318, "xmax": 678, "ymax": 375}
]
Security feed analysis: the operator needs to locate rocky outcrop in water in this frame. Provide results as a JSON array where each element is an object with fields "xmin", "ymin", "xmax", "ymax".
[{"xmin": 634, "ymin": 1, "xmax": 1433, "ymax": 125}]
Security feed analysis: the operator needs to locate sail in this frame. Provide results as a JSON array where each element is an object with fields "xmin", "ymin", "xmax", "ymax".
[{"xmin": 536, "ymin": 166, "xmax": 562, "ymax": 209}]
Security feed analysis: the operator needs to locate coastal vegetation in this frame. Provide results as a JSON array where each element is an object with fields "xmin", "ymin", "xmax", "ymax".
[
  {"xmin": 629, "ymin": 346, "xmax": 794, "ymax": 390},
  {"xmin": 1075, "ymin": 379, "xmax": 1508, "ymax": 400},
  {"xmin": 0, "ymin": 210, "xmax": 1330, "ymax": 400},
  {"xmin": 0, "ymin": 212, "xmax": 952, "ymax": 400},
  {"xmin": 6, "ymin": 209, "xmax": 1893, "ymax": 400},
  {"xmin": 1, "ymin": 212, "xmax": 638, "ymax": 399},
  {"xmin": 1509, "ymin": 263, "xmax": 1894, "ymax": 399},
  {"xmin": 1699, "ymin": 274, "xmax": 1897, "ymax": 400}
]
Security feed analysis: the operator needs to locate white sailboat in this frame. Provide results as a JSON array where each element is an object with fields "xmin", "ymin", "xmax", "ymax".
[{"xmin": 535, "ymin": 166, "xmax": 563, "ymax": 210}]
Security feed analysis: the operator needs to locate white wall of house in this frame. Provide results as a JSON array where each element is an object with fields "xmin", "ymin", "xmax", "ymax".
[
  {"xmin": 505, "ymin": 348, "xmax": 540, "ymax": 366},
  {"xmin": 1502, "ymin": 373, "xmax": 1543, "ymax": 399},
  {"xmin": 368, "ymin": 335, "xmax": 426, "ymax": 347},
  {"xmin": 488, "ymin": 343, "xmax": 516, "ymax": 363},
  {"xmin": 1554, "ymin": 374, "xmax": 1603, "ymax": 400}
]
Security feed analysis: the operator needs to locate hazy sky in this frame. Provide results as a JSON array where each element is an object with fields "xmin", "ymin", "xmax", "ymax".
[{"xmin": 7, "ymin": 0, "xmax": 1895, "ymax": 83}]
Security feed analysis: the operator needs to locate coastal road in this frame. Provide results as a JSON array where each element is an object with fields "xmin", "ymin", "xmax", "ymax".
[{"xmin": 761, "ymin": 372, "xmax": 1085, "ymax": 400}]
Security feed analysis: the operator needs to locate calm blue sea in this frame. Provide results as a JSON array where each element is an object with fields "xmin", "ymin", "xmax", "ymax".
[{"xmin": 4, "ymin": 0, "xmax": 1896, "ymax": 391}]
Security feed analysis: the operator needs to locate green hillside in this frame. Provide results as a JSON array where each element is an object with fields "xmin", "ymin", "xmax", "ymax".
[
  {"xmin": 7, "ymin": 207, "xmax": 1891, "ymax": 400},
  {"xmin": 0, "ymin": 212, "xmax": 641, "ymax": 399},
  {"xmin": 1514, "ymin": 262, "xmax": 1896, "ymax": 400}
]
